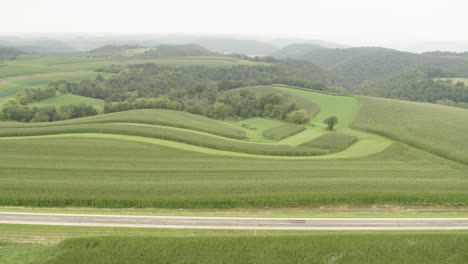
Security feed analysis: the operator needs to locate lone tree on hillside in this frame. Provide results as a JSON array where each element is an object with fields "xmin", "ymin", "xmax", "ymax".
[{"xmin": 323, "ymin": 116, "xmax": 338, "ymax": 130}]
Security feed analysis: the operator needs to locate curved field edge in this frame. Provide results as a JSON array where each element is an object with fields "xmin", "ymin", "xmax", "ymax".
[
  {"xmin": 0, "ymin": 109, "xmax": 247, "ymax": 139},
  {"xmin": 0, "ymin": 133, "xmax": 392, "ymax": 160}
]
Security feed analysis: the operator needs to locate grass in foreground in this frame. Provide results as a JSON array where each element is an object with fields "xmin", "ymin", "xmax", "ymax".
[
  {"xmin": 2, "ymin": 232, "xmax": 468, "ymax": 264},
  {"xmin": 0, "ymin": 136, "xmax": 465, "ymax": 208}
]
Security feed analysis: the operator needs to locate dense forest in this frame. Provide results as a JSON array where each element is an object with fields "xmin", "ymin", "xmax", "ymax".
[
  {"xmin": 273, "ymin": 45, "xmax": 468, "ymax": 88},
  {"xmin": 1, "ymin": 58, "xmax": 336, "ymax": 123},
  {"xmin": 358, "ymin": 69, "xmax": 468, "ymax": 104}
]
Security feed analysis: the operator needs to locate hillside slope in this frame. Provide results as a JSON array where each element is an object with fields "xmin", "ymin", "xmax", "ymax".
[{"xmin": 353, "ymin": 96, "xmax": 468, "ymax": 165}]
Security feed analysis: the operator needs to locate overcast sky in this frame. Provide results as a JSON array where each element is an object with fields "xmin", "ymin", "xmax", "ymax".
[{"xmin": 1, "ymin": 0, "xmax": 468, "ymax": 51}]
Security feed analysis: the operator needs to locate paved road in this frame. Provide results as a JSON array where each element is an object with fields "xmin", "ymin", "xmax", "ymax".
[{"xmin": 1, "ymin": 212, "xmax": 468, "ymax": 230}]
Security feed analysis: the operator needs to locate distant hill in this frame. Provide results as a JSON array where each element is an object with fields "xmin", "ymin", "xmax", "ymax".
[
  {"xmin": 270, "ymin": 43, "xmax": 326, "ymax": 59},
  {"xmin": 273, "ymin": 46, "xmax": 468, "ymax": 87},
  {"xmin": 193, "ymin": 38, "xmax": 278, "ymax": 56},
  {"xmin": 24, "ymin": 40, "xmax": 77, "ymax": 53},
  {"xmin": 90, "ymin": 45, "xmax": 143, "ymax": 54},
  {"xmin": 143, "ymin": 44, "xmax": 213, "ymax": 57},
  {"xmin": 0, "ymin": 47, "xmax": 24, "ymax": 60},
  {"xmin": 0, "ymin": 39, "xmax": 78, "ymax": 53},
  {"xmin": 267, "ymin": 38, "xmax": 351, "ymax": 49}
]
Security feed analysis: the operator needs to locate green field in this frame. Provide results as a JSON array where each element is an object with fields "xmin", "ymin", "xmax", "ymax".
[
  {"xmin": 1, "ymin": 226, "xmax": 468, "ymax": 264},
  {"xmin": 0, "ymin": 86, "xmax": 467, "ymax": 208},
  {"xmin": 353, "ymin": 96, "xmax": 468, "ymax": 165}
]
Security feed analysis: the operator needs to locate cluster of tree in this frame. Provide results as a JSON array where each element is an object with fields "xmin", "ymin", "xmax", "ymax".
[
  {"xmin": 17, "ymin": 87, "xmax": 56, "ymax": 105},
  {"xmin": 44, "ymin": 60, "xmax": 334, "ymax": 123},
  {"xmin": 186, "ymin": 90, "xmax": 311, "ymax": 124},
  {"xmin": 104, "ymin": 97, "xmax": 183, "ymax": 113},
  {"xmin": 65, "ymin": 62, "xmax": 332, "ymax": 103},
  {"xmin": 0, "ymin": 98, "xmax": 98, "ymax": 122},
  {"xmin": 358, "ymin": 69, "xmax": 468, "ymax": 104}
]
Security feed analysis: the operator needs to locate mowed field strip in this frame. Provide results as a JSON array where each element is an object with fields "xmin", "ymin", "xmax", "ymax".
[{"xmin": 0, "ymin": 133, "xmax": 390, "ymax": 160}]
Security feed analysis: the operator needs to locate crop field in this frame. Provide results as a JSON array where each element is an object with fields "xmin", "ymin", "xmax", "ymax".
[
  {"xmin": 262, "ymin": 124, "xmax": 305, "ymax": 140},
  {"xmin": 0, "ymin": 86, "xmax": 467, "ymax": 208},
  {"xmin": 302, "ymin": 132, "xmax": 358, "ymax": 152},
  {"xmin": 353, "ymin": 96, "xmax": 468, "ymax": 165},
  {"xmin": 1, "ymin": 227, "xmax": 468, "ymax": 264}
]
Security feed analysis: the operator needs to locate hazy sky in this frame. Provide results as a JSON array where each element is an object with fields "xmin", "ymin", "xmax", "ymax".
[{"xmin": 2, "ymin": 0, "xmax": 468, "ymax": 49}]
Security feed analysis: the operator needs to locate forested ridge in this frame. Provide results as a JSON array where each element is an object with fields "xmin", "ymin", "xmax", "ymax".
[{"xmin": 1, "ymin": 58, "xmax": 335, "ymax": 123}]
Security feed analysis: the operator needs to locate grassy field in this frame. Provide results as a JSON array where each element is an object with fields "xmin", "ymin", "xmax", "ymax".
[
  {"xmin": 1, "ymin": 87, "xmax": 467, "ymax": 208},
  {"xmin": 353, "ymin": 96, "xmax": 468, "ymax": 165},
  {"xmin": 1, "ymin": 228, "xmax": 468, "ymax": 264}
]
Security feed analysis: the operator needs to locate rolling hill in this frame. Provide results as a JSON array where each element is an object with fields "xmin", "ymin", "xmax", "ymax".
[
  {"xmin": 273, "ymin": 46, "xmax": 468, "ymax": 87},
  {"xmin": 0, "ymin": 86, "xmax": 467, "ymax": 209}
]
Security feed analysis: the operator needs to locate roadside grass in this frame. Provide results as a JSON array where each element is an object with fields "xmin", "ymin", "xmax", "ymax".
[
  {"xmin": 0, "ymin": 137, "xmax": 465, "ymax": 208},
  {"xmin": 4, "ymin": 205, "xmax": 468, "ymax": 218},
  {"xmin": 0, "ymin": 241, "xmax": 52, "ymax": 264},
  {"xmin": 263, "ymin": 124, "xmax": 305, "ymax": 140},
  {"xmin": 353, "ymin": 96, "xmax": 468, "ymax": 165},
  {"xmin": 14, "ymin": 233, "xmax": 468, "ymax": 264},
  {"xmin": 302, "ymin": 132, "xmax": 358, "ymax": 152},
  {"xmin": 28, "ymin": 94, "xmax": 104, "ymax": 108}
]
